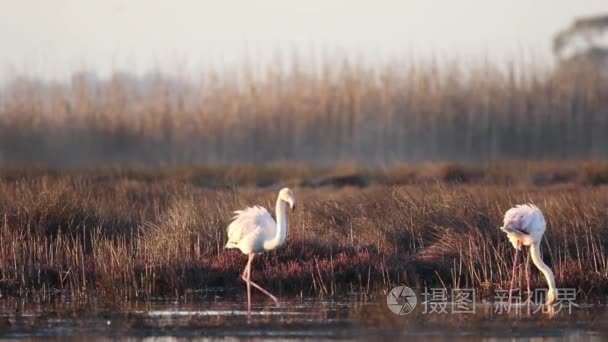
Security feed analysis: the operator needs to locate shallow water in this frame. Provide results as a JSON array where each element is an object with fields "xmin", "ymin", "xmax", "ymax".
[{"xmin": 0, "ymin": 296, "xmax": 606, "ymax": 341}]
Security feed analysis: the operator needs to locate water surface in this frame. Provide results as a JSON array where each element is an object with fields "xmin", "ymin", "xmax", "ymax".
[{"xmin": 0, "ymin": 297, "xmax": 606, "ymax": 341}]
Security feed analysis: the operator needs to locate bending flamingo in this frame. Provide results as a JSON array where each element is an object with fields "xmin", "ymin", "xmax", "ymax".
[
  {"xmin": 500, "ymin": 204, "xmax": 556, "ymax": 308},
  {"xmin": 225, "ymin": 188, "xmax": 295, "ymax": 312}
]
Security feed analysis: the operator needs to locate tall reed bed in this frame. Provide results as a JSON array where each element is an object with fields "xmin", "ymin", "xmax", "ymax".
[
  {"xmin": 1, "ymin": 56, "xmax": 607, "ymax": 165},
  {"xmin": 0, "ymin": 167, "xmax": 606, "ymax": 301}
]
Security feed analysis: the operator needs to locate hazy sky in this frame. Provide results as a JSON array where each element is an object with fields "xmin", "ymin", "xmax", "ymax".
[{"xmin": 1, "ymin": 0, "xmax": 606, "ymax": 80}]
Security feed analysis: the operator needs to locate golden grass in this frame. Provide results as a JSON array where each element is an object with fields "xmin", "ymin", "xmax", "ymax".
[
  {"xmin": 0, "ymin": 56, "xmax": 607, "ymax": 165},
  {"xmin": 0, "ymin": 164, "xmax": 606, "ymax": 301}
]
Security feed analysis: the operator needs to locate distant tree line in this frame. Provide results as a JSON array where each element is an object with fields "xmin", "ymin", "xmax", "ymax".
[{"xmin": 0, "ymin": 16, "xmax": 607, "ymax": 166}]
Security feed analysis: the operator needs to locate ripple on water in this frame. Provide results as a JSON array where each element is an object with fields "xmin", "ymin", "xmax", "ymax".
[{"xmin": 0, "ymin": 300, "xmax": 605, "ymax": 341}]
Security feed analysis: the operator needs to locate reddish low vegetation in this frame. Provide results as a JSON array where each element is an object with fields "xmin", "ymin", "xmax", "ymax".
[{"xmin": 0, "ymin": 164, "xmax": 606, "ymax": 302}]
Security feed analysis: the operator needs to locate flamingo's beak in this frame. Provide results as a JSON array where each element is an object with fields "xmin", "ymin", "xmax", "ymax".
[{"xmin": 291, "ymin": 203, "xmax": 296, "ymax": 212}]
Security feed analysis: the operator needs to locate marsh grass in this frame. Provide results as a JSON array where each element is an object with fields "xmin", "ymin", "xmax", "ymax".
[
  {"xmin": 2, "ymin": 160, "xmax": 607, "ymax": 188},
  {"xmin": 0, "ymin": 164, "xmax": 606, "ymax": 302},
  {"xmin": 1, "ymin": 56, "xmax": 607, "ymax": 165}
]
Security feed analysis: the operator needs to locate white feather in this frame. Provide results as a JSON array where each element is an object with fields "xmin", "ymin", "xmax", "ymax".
[
  {"xmin": 500, "ymin": 203, "xmax": 555, "ymax": 304},
  {"xmin": 225, "ymin": 206, "xmax": 276, "ymax": 254},
  {"xmin": 225, "ymin": 188, "xmax": 295, "ymax": 310},
  {"xmin": 501, "ymin": 203, "xmax": 546, "ymax": 248}
]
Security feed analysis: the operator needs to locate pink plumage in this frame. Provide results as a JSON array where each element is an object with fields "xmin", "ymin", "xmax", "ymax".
[
  {"xmin": 501, "ymin": 204, "xmax": 546, "ymax": 246},
  {"xmin": 500, "ymin": 203, "xmax": 555, "ymax": 306}
]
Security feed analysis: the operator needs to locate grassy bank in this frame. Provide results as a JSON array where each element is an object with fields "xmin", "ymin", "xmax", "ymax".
[
  {"xmin": 0, "ymin": 164, "xmax": 606, "ymax": 302},
  {"xmin": 2, "ymin": 160, "xmax": 608, "ymax": 188}
]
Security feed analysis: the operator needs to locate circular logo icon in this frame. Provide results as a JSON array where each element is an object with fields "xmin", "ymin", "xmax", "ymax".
[{"xmin": 387, "ymin": 286, "xmax": 417, "ymax": 315}]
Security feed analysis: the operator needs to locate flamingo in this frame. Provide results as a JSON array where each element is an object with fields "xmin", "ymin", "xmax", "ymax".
[
  {"xmin": 225, "ymin": 187, "xmax": 296, "ymax": 312},
  {"xmin": 500, "ymin": 204, "xmax": 556, "ymax": 309}
]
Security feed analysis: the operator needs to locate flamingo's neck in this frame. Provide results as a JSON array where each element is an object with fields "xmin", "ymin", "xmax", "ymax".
[
  {"xmin": 530, "ymin": 242, "xmax": 556, "ymax": 304},
  {"xmin": 264, "ymin": 196, "xmax": 287, "ymax": 250}
]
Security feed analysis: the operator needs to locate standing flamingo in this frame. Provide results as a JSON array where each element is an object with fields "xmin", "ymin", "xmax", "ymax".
[
  {"xmin": 225, "ymin": 188, "xmax": 296, "ymax": 312},
  {"xmin": 500, "ymin": 204, "xmax": 556, "ymax": 308}
]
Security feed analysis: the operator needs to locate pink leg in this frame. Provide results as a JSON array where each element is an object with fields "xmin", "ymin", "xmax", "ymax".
[
  {"xmin": 508, "ymin": 245, "xmax": 520, "ymax": 312},
  {"xmin": 242, "ymin": 254, "xmax": 253, "ymax": 313},
  {"xmin": 241, "ymin": 254, "xmax": 280, "ymax": 308},
  {"xmin": 525, "ymin": 248, "xmax": 531, "ymax": 297}
]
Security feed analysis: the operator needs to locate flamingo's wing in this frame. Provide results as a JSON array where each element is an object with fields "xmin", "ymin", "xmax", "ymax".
[
  {"xmin": 501, "ymin": 204, "xmax": 547, "ymax": 249},
  {"xmin": 500, "ymin": 225, "xmax": 529, "ymax": 237},
  {"xmin": 226, "ymin": 206, "xmax": 275, "ymax": 245},
  {"xmin": 502, "ymin": 204, "xmax": 544, "ymax": 234}
]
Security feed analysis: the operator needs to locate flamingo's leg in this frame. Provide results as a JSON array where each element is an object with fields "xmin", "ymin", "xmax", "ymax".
[
  {"xmin": 525, "ymin": 247, "xmax": 531, "ymax": 298},
  {"xmin": 240, "ymin": 254, "xmax": 280, "ymax": 307},
  {"xmin": 508, "ymin": 244, "xmax": 520, "ymax": 312},
  {"xmin": 241, "ymin": 260, "xmax": 250, "ymax": 279},
  {"xmin": 247, "ymin": 279, "xmax": 280, "ymax": 307},
  {"xmin": 241, "ymin": 253, "xmax": 254, "ymax": 313}
]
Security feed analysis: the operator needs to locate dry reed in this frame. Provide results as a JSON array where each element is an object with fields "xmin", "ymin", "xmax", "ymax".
[
  {"xmin": 0, "ymin": 164, "xmax": 606, "ymax": 302},
  {"xmin": 1, "ymin": 56, "xmax": 607, "ymax": 165}
]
